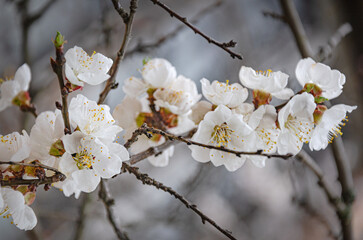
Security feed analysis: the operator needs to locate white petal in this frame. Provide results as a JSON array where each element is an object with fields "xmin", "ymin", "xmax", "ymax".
[{"xmin": 72, "ymin": 169, "xmax": 100, "ymax": 193}]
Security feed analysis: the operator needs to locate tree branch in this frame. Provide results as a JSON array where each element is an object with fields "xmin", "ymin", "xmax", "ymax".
[
  {"xmin": 98, "ymin": 180, "xmax": 130, "ymax": 240},
  {"xmin": 98, "ymin": 0, "xmax": 138, "ymax": 104},
  {"xmin": 127, "ymin": 0, "xmax": 223, "ymax": 56},
  {"xmin": 122, "ymin": 163, "xmax": 237, "ymax": 240},
  {"xmin": 27, "ymin": 0, "xmax": 58, "ymax": 25},
  {"xmin": 315, "ymin": 23, "xmax": 353, "ymax": 62},
  {"xmin": 128, "ymin": 124, "xmax": 292, "ymax": 159},
  {"xmin": 50, "ymin": 33, "xmax": 71, "ymax": 134},
  {"xmin": 262, "ymin": 11, "xmax": 286, "ymax": 22},
  {"xmin": 0, "ymin": 161, "xmax": 66, "ymax": 187},
  {"xmin": 280, "ymin": 0, "xmax": 314, "ymax": 58},
  {"xmin": 148, "ymin": 0, "xmax": 243, "ymax": 60}
]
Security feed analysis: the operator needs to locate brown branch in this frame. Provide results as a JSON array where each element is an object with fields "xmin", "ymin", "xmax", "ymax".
[
  {"xmin": 148, "ymin": 0, "xmax": 243, "ymax": 60},
  {"xmin": 98, "ymin": 0, "xmax": 138, "ymax": 104},
  {"xmin": 128, "ymin": 140, "xmax": 175, "ymax": 165},
  {"xmin": 316, "ymin": 23, "xmax": 353, "ymax": 62},
  {"xmin": 127, "ymin": 0, "xmax": 223, "ymax": 56},
  {"xmin": 0, "ymin": 161, "xmax": 66, "ymax": 187},
  {"xmin": 130, "ymin": 125, "xmax": 292, "ymax": 159},
  {"xmin": 122, "ymin": 163, "xmax": 237, "ymax": 240},
  {"xmin": 50, "ymin": 32, "xmax": 71, "ymax": 134},
  {"xmin": 98, "ymin": 180, "xmax": 130, "ymax": 240},
  {"xmin": 280, "ymin": 1, "xmax": 354, "ymax": 239}
]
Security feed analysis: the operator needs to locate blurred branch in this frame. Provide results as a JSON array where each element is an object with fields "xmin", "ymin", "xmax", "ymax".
[
  {"xmin": 122, "ymin": 163, "xmax": 237, "ymax": 240},
  {"xmin": 148, "ymin": 0, "xmax": 243, "ymax": 60},
  {"xmin": 262, "ymin": 11, "xmax": 286, "ymax": 22},
  {"xmin": 26, "ymin": 229, "xmax": 42, "ymax": 240},
  {"xmin": 73, "ymin": 193, "xmax": 91, "ymax": 240},
  {"xmin": 316, "ymin": 23, "xmax": 353, "ymax": 63},
  {"xmin": 127, "ymin": 0, "xmax": 223, "ymax": 56},
  {"xmin": 98, "ymin": 0, "xmax": 138, "ymax": 104},
  {"xmin": 99, "ymin": 180, "xmax": 130, "ymax": 240},
  {"xmin": 15, "ymin": 0, "xmax": 58, "ymax": 65},
  {"xmin": 279, "ymin": 0, "xmax": 314, "ymax": 58},
  {"xmin": 280, "ymin": 0, "xmax": 354, "ymax": 239}
]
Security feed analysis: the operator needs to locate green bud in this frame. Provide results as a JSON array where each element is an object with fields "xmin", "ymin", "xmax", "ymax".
[{"xmin": 54, "ymin": 31, "xmax": 65, "ymax": 48}]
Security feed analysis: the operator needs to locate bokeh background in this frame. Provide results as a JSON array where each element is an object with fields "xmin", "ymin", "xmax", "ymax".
[{"xmin": 0, "ymin": 0, "xmax": 362, "ymax": 239}]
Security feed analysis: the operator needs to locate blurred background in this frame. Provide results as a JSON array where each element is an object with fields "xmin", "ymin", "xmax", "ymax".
[{"xmin": 0, "ymin": 0, "xmax": 362, "ymax": 239}]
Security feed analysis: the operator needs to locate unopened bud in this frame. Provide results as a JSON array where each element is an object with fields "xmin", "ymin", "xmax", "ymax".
[
  {"xmin": 53, "ymin": 31, "xmax": 65, "ymax": 48},
  {"xmin": 252, "ymin": 89, "xmax": 272, "ymax": 108},
  {"xmin": 313, "ymin": 105, "xmax": 327, "ymax": 124}
]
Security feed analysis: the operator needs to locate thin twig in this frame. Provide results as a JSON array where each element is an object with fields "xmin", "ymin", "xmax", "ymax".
[
  {"xmin": 122, "ymin": 163, "xmax": 237, "ymax": 240},
  {"xmin": 98, "ymin": 180, "xmax": 130, "ymax": 240},
  {"xmin": 262, "ymin": 11, "xmax": 286, "ymax": 22},
  {"xmin": 128, "ymin": 140, "xmax": 175, "ymax": 165},
  {"xmin": 129, "ymin": 125, "xmax": 292, "ymax": 159},
  {"xmin": 0, "ymin": 161, "xmax": 66, "ymax": 187},
  {"xmin": 98, "ymin": 0, "xmax": 138, "ymax": 104},
  {"xmin": 127, "ymin": 0, "xmax": 223, "ymax": 56},
  {"xmin": 50, "ymin": 33, "xmax": 71, "ymax": 134},
  {"xmin": 316, "ymin": 23, "xmax": 353, "ymax": 62},
  {"xmin": 148, "ymin": 0, "xmax": 243, "ymax": 60}
]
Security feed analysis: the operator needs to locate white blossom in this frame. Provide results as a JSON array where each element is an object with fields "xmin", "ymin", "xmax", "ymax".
[
  {"xmin": 30, "ymin": 110, "xmax": 65, "ymax": 168},
  {"xmin": 141, "ymin": 58, "xmax": 176, "ymax": 88},
  {"xmin": 0, "ymin": 130, "xmax": 30, "ymax": 163},
  {"xmin": 239, "ymin": 66, "xmax": 294, "ymax": 100},
  {"xmin": 189, "ymin": 105, "xmax": 255, "ymax": 171},
  {"xmin": 0, "ymin": 64, "xmax": 31, "ymax": 111},
  {"xmin": 201, "ymin": 78, "xmax": 248, "ymax": 108},
  {"xmin": 122, "ymin": 76, "xmax": 147, "ymax": 97},
  {"xmin": 55, "ymin": 131, "xmax": 129, "ymax": 197},
  {"xmin": 310, "ymin": 104, "xmax": 357, "ymax": 151},
  {"xmin": 68, "ymin": 94, "xmax": 122, "ymax": 143},
  {"xmin": 246, "ymin": 105, "xmax": 280, "ymax": 167},
  {"xmin": 277, "ymin": 92, "xmax": 316, "ymax": 155},
  {"xmin": 0, "ymin": 187, "xmax": 37, "ymax": 230},
  {"xmin": 65, "ymin": 46, "xmax": 113, "ymax": 86},
  {"xmin": 295, "ymin": 57, "xmax": 345, "ymax": 99},
  {"xmin": 190, "ymin": 100, "xmax": 213, "ymax": 125},
  {"xmin": 154, "ymin": 75, "xmax": 201, "ymax": 115}
]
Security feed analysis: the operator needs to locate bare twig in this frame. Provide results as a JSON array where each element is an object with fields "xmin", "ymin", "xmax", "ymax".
[
  {"xmin": 122, "ymin": 163, "xmax": 237, "ymax": 240},
  {"xmin": 0, "ymin": 161, "xmax": 66, "ymax": 187},
  {"xmin": 262, "ymin": 11, "xmax": 286, "ymax": 22},
  {"xmin": 98, "ymin": 0, "xmax": 138, "ymax": 104},
  {"xmin": 98, "ymin": 180, "xmax": 130, "ymax": 240},
  {"xmin": 316, "ymin": 23, "xmax": 353, "ymax": 62},
  {"xmin": 148, "ymin": 0, "xmax": 243, "ymax": 60},
  {"xmin": 127, "ymin": 0, "xmax": 223, "ymax": 56},
  {"xmin": 128, "ymin": 140, "xmax": 175, "ymax": 165},
  {"xmin": 128, "ymin": 125, "xmax": 292, "ymax": 159},
  {"xmin": 280, "ymin": 0, "xmax": 354, "ymax": 239},
  {"xmin": 73, "ymin": 193, "xmax": 91, "ymax": 240},
  {"xmin": 50, "ymin": 32, "xmax": 71, "ymax": 134}
]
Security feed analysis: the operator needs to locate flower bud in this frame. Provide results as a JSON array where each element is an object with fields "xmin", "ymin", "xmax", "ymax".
[{"xmin": 313, "ymin": 105, "xmax": 328, "ymax": 124}]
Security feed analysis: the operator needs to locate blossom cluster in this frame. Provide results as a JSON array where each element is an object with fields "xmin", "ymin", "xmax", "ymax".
[{"xmin": 0, "ymin": 43, "xmax": 356, "ymax": 230}]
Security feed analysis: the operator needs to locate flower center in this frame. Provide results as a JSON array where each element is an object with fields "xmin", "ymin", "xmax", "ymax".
[
  {"xmin": 73, "ymin": 149, "xmax": 95, "ymax": 169},
  {"xmin": 284, "ymin": 115, "xmax": 313, "ymax": 143},
  {"xmin": 84, "ymin": 106, "xmax": 109, "ymax": 134},
  {"xmin": 256, "ymin": 69, "xmax": 273, "ymax": 77},
  {"xmin": 211, "ymin": 122, "xmax": 234, "ymax": 147}
]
